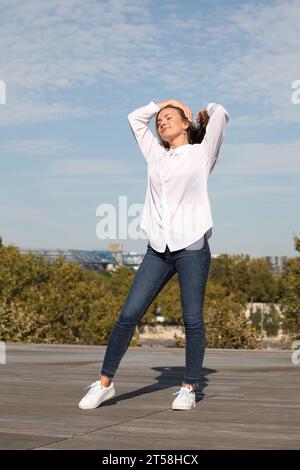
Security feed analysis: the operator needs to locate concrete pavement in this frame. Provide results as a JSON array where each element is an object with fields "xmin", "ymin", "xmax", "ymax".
[{"xmin": 0, "ymin": 343, "xmax": 299, "ymax": 450}]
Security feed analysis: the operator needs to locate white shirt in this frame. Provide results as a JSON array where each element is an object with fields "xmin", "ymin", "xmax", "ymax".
[{"xmin": 128, "ymin": 101, "xmax": 229, "ymax": 253}]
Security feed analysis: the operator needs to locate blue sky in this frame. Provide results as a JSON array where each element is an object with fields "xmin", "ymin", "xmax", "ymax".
[{"xmin": 0, "ymin": 0, "xmax": 299, "ymax": 257}]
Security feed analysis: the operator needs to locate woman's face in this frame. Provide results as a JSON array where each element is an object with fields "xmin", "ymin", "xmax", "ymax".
[{"xmin": 157, "ymin": 108, "xmax": 189, "ymax": 143}]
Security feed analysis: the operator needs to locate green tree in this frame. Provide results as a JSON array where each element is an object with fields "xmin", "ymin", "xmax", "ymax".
[
  {"xmin": 0, "ymin": 240, "xmax": 276, "ymax": 350},
  {"xmin": 209, "ymin": 254, "xmax": 278, "ymax": 302},
  {"xmin": 279, "ymin": 235, "xmax": 300, "ymax": 337},
  {"xmin": 173, "ymin": 282, "xmax": 259, "ymax": 349},
  {"xmin": 0, "ymin": 244, "xmax": 137, "ymax": 345},
  {"xmin": 250, "ymin": 304, "xmax": 280, "ymax": 337},
  {"xmin": 143, "ymin": 274, "xmax": 182, "ymax": 326},
  {"xmin": 204, "ymin": 283, "xmax": 259, "ymax": 349}
]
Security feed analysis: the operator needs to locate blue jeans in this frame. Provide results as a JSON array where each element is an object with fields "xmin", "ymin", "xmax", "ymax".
[{"xmin": 100, "ymin": 234, "xmax": 211, "ymax": 386}]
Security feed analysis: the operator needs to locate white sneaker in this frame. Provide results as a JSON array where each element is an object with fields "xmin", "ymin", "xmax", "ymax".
[
  {"xmin": 171, "ymin": 385, "xmax": 196, "ymax": 410},
  {"xmin": 78, "ymin": 381, "xmax": 115, "ymax": 409}
]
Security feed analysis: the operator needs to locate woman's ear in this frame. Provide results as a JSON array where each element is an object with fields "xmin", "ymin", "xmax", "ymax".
[{"xmin": 183, "ymin": 117, "xmax": 191, "ymax": 130}]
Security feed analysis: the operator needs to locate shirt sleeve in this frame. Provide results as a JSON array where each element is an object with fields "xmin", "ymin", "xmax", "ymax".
[
  {"xmin": 128, "ymin": 101, "xmax": 165, "ymax": 163},
  {"xmin": 201, "ymin": 103, "xmax": 229, "ymax": 174}
]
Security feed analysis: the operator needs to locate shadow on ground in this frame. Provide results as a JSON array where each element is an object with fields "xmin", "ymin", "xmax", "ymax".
[{"xmin": 101, "ymin": 366, "xmax": 217, "ymax": 407}]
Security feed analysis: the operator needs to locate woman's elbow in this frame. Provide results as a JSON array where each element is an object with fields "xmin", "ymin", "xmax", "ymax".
[{"xmin": 219, "ymin": 104, "xmax": 229, "ymax": 122}]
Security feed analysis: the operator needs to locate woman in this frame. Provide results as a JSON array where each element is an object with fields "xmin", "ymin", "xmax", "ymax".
[{"xmin": 79, "ymin": 98, "xmax": 229, "ymax": 411}]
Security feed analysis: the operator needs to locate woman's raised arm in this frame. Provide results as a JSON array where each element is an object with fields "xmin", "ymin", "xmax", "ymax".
[
  {"xmin": 127, "ymin": 101, "xmax": 165, "ymax": 164},
  {"xmin": 200, "ymin": 103, "xmax": 229, "ymax": 174}
]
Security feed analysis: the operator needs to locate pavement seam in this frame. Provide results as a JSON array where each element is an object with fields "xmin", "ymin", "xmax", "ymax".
[
  {"xmin": 30, "ymin": 393, "xmax": 220, "ymax": 450},
  {"xmin": 29, "ymin": 407, "xmax": 176, "ymax": 450}
]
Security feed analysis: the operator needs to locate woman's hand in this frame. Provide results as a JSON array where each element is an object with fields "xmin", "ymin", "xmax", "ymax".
[
  {"xmin": 171, "ymin": 99, "xmax": 193, "ymax": 122},
  {"xmin": 156, "ymin": 99, "xmax": 193, "ymax": 122},
  {"xmin": 196, "ymin": 108, "xmax": 209, "ymax": 128}
]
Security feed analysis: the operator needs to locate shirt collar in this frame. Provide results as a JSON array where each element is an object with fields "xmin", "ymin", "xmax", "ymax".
[{"xmin": 167, "ymin": 144, "xmax": 192, "ymax": 156}]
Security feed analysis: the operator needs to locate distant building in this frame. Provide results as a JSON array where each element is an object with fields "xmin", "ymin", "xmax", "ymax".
[
  {"xmin": 264, "ymin": 256, "xmax": 288, "ymax": 275},
  {"xmin": 108, "ymin": 243, "xmax": 124, "ymax": 265},
  {"xmin": 20, "ymin": 246, "xmax": 291, "ymax": 276},
  {"xmin": 245, "ymin": 302, "xmax": 282, "ymax": 320},
  {"xmin": 20, "ymin": 248, "xmax": 118, "ymax": 272},
  {"xmin": 123, "ymin": 252, "xmax": 144, "ymax": 270}
]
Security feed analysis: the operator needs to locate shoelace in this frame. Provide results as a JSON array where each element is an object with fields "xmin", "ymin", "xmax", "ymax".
[
  {"xmin": 84, "ymin": 381, "xmax": 111, "ymax": 392},
  {"xmin": 84, "ymin": 381, "xmax": 101, "ymax": 395},
  {"xmin": 172, "ymin": 387, "xmax": 194, "ymax": 399}
]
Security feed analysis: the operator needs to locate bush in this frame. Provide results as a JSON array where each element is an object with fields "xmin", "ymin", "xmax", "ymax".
[
  {"xmin": 173, "ymin": 283, "xmax": 259, "ymax": 349},
  {"xmin": 0, "ymin": 244, "xmax": 136, "ymax": 345}
]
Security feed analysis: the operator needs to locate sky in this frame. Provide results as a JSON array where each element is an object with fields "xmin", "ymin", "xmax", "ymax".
[{"xmin": 0, "ymin": 0, "xmax": 299, "ymax": 257}]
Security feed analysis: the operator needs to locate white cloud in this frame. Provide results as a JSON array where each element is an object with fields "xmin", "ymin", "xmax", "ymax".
[
  {"xmin": 0, "ymin": 0, "xmax": 299, "ymax": 126},
  {"xmin": 0, "ymin": 138, "xmax": 78, "ymax": 155},
  {"xmin": 218, "ymin": 140, "xmax": 300, "ymax": 175},
  {"xmin": 0, "ymin": 99, "xmax": 104, "ymax": 126},
  {"xmin": 52, "ymin": 158, "xmax": 132, "ymax": 175},
  {"xmin": 0, "ymin": 204, "xmax": 49, "ymax": 222}
]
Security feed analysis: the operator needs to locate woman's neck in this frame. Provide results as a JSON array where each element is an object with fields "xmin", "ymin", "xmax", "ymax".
[{"xmin": 169, "ymin": 135, "xmax": 189, "ymax": 150}]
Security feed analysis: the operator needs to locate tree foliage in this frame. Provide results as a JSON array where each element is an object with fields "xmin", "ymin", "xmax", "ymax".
[
  {"xmin": 0, "ymin": 244, "xmax": 127, "ymax": 345},
  {"xmin": 0, "ymin": 235, "xmax": 299, "ymax": 349},
  {"xmin": 279, "ymin": 235, "xmax": 300, "ymax": 337}
]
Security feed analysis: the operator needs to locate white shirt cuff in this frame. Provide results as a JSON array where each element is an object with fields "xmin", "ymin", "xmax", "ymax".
[{"xmin": 206, "ymin": 102, "xmax": 217, "ymax": 117}]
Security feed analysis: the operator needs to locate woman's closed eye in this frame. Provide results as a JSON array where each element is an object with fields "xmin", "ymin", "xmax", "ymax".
[{"xmin": 160, "ymin": 117, "xmax": 172, "ymax": 128}]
